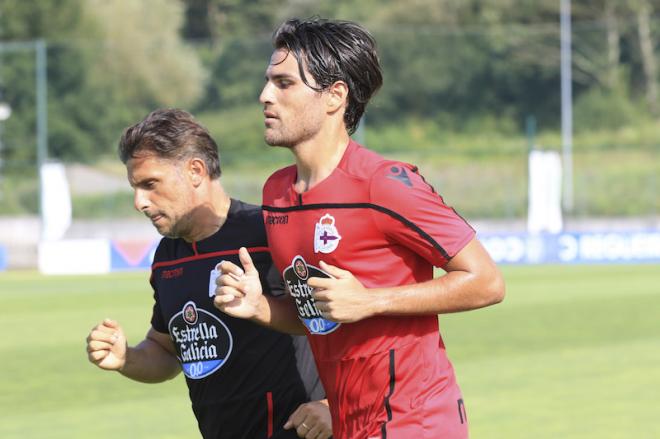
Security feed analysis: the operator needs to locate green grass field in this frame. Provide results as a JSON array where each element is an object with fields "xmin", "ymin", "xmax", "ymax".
[{"xmin": 0, "ymin": 264, "xmax": 658, "ymax": 438}]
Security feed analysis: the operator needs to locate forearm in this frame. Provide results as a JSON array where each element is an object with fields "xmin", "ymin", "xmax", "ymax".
[
  {"xmin": 254, "ymin": 295, "xmax": 307, "ymax": 335},
  {"xmin": 119, "ymin": 338, "xmax": 181, "ymax": 383},
  {"xmin": 370, "ymin": 266, "xmax": 504, "ymax": 316}
]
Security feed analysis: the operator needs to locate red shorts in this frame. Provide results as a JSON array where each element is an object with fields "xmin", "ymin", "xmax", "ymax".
[{"xmin": 323, "ymin": 341, "xmax": 469, "ymax": 438}]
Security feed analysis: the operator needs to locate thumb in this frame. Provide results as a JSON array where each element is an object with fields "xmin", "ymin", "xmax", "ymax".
[
  {"xmin": 238, "ymin": 247, "xmax": 257, "ymax": 275},
  {"xmin": 319, "ymin": 260, "xmax": 349, "ymax": 279}
]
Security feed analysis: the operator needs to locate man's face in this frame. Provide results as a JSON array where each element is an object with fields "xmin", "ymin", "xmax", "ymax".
[
  {"xmin": 259, "ymin": 49, "xmax": 326, "ymax": 148},
  {"xmin": 127, "ymin": 153, "xmax": 194, "ymax": 239}
]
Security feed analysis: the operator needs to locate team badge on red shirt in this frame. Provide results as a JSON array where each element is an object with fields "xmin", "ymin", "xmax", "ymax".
[{"xmin": 314, "ymin": 213, "xmax": 341, "ymax": 254}]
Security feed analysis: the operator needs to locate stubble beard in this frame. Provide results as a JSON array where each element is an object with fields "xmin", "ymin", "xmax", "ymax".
[
  {"xmin": 150, "ymin": 212, "xmax": 184, "ymax": 239},
  {"xmin": 264, "ymin": 122, "xmax": 318, "ymax": 149},
  {"xmin": 264, "ymin": 127, "xmax": 294, "ymax": 148},
  {"xmin": 154, "ymin": 218, "xmax": 178, "ymax": 239}
]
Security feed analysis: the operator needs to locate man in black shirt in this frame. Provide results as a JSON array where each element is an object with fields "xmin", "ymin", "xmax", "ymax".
[{"xmin": 86, "ymin": 109, "xmax": 331, "ymax": 439}]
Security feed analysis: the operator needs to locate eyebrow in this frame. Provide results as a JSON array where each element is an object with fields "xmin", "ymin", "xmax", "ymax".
[
  {"xmin": 130, "ymin": 176, "xmax": 157, "ymax": 188},
  {"xmin": 265, "ymin": 72, "xmax": 298, "ymax": 81}
]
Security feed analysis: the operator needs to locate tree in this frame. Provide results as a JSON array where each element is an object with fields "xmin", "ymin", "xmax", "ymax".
[
  {"xmin": 83, "ymin": 0, "xmax": 206, "ymax": 109},
  {"xmin": 0, "ymin": 0, "xmax": 91, "ymax": 164},
  {"xmin": 0, "ymin": 0, "xmax": 207, "ymax": 165},
  {"xmin": 633, "ymin": 0, "xmax": 658, "ymax": 114}
]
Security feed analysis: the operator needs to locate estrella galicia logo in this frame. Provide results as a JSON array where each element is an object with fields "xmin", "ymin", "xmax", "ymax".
[
  {"xmin": 283, "ymin": 256, "xmax": 341, "ymax": 335},
  {"xmin": 386, "ymin": 166, "xmax": 413, "ymax": 187},
  {"xmin": 168, "ymin": 301, "xmax": 233, "ymax": 379}
]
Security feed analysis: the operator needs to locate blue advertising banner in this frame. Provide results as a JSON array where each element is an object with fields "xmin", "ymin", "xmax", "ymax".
[
  {"xmin": 480, "ymin": 230, "xmax": 660, "ymax": 265},
  {"xmin": 110, "ymin": 240, "xmax": 158, "ymax": 271},
  {"xmin": 0, "ymin": 245, "xmax": 6, "ymax": 271}
]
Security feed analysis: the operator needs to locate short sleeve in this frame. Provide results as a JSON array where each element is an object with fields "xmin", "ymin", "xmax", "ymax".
[
  {"xmin": 148, "ymin": 271, "xmax": 168, "ymax": 333},
  {"xmin": 262, "ymin": 255, "xmax": 285, "ymax": 298},
  {"xmin": 369, "ymin": 162, "xmax": 475, "ymax": 267}
]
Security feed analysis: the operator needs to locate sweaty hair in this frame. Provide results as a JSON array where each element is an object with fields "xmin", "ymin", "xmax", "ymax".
[
  {"xmin": 272, "ymin": 17, "xmax": 383, "ymax": 135},
  {"xmin": 118, "ymin": 108, "xmax": 221, "ymax": 179}
]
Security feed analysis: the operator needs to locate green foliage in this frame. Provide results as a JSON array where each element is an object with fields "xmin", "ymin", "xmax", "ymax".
[
  {"xmin": 84, "ymin": 0, "xmax": 207, "ymax": 109},
  {"xmin": 0, "ymin": 0, "xmax": 206, "ymax": 166},
  {"xmin": 0, "ymin": 0, "xmax": 658, "ymax": 220},
  {"xmin": 0, "ymin": 170, "xmax": 39, "ymax": 215},
  {"xmin": 0, "ymin": 0, "xmax": 109, "ymax": 164},
  {"xmin": 195, "ymin": 36, "xmax": 272, "ymax": 111},
  {"xmin": 573, "ymin": 149, "xmax": 660, "ymax": 217},
  {"xmin": 573, "ymin": 87, "xmax": 645, "ymax": 131},
  {"xmin": 71, "ymin": 192, "xmax": 140, "ymax": 219}
]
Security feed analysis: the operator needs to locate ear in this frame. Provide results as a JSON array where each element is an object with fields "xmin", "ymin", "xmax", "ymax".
[
  {"xmin": 326, "ymin": 80, "xmax": 349, "ymax": 113},
  {"xmin": 187, "ymin": 157, "xmax": 207, "ymax": 188}
]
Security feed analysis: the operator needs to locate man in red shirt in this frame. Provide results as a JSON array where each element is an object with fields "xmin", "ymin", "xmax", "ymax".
[{"xmin": 215, "ymin": 18, "xmax": 505, "ymax": 438}]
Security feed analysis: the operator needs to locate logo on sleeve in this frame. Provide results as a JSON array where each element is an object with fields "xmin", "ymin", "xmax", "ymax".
[
  {"xmin": 283, "ymin": 255, "xmax": 340, "ymax": 335},
  {"xmin": 386, "ymin": 166, "xmax": 413, "ymax": 187},
  {"xmin": 314, "ymin": 214, "xmax": 341, "ymax": 254},
  {"xmin": 168, "ymin": 301, "xmax": 233, "ymax": 379}
]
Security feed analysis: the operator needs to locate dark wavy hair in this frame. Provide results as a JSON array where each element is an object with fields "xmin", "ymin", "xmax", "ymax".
[
  {"xmin": 272, "ymin": 17, "xmax": 383, "ymax": 135},
  {"xmin": 118, "ymin": 108, "xmax": 221, "ymax": 179}
]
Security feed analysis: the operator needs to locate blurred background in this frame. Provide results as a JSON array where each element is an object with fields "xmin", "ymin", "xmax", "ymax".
[
  {"xmin": 0, "ymin": 0, "xmax": 658, "ymax": 270},
  {"xmin": 0, "ymin": 1, "xmax": 658, "ymax": 438}
]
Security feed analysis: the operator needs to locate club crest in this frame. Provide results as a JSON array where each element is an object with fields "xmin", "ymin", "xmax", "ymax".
[{"xmin": 314, "ymin": 213, "xmax": 341, "ymax": 254}]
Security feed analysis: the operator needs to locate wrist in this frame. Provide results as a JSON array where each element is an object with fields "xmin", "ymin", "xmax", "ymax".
[
  {"xmin": 370, "ymin": 288, "xmax": 391, "ymax": 317},
  {"xmin": 253, "ymin": 294, "xmax": 272, "ymax": 324},
  {"xmin": 117, "ymin": 347, "xmax": 130, "ymax": 373}
]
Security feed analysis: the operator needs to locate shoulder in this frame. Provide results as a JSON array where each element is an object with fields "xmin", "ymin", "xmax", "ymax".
[
  {"xmin": 152, "ymin": 237, "xmax": 178, "ymax": 264},
  {"xmin": 225, "ymin": 199, "xmax": 267, "ymax": 242},
  {"xmin": 338, "ymin": 141, "xmax": 390, "ymax": 179},
  {"xmin": 229, "ymin": 199, "xmax": 262, "ymax": 222},
  {"xmin": 264, "ymin": 165, "xmax": 295, "ymax": 190},
  {"xmin": 367, "ymin": 157, "xmax": 430, "ymax": 201}
]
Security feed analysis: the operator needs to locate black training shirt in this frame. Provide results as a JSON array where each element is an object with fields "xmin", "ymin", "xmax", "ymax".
[{"xmin": 150, "ymin": 199, "xmax": 308, "ymax": 439}]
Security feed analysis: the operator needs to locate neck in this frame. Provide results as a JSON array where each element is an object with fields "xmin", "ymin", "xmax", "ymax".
[
  {"xmin": 182, "ymin": 180, "xmax": 231, "ymax": 242},
  {"xmin": 292, "ymin": 130, "xmax": 350, "ymax": 193}
]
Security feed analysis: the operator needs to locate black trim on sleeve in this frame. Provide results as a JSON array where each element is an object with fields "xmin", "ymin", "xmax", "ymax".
[{"xmin": 262, "ymin": 203, "xmax": 451, "ymax": 261}]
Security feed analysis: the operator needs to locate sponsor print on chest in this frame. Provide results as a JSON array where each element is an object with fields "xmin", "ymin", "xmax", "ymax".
[
  {"xmin": 283, "ymin": 255, "xmax": 341, "ymax": 335},
  {"xmin": 168, "ymin": 301, "xmax": 233, "ymax": 379}
]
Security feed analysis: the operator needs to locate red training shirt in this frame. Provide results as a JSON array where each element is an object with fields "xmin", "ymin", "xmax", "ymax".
[{"xmin": 263, "ymin": 140, "xmax": 474, "ymax": 438}]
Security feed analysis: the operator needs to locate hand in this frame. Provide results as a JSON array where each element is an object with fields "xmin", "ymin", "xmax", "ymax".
[
  {"xmin": 213, "ymin": 247, "xmax": 265, "ymax": 319},
  {"xmin": 86, "ymin": 318, "xmax": 127, "ymax": 371},
  {"xmin": 308, "ymin": 261, "xmax": 376, "ymax": 323},
  {"xmin": 284, "ymin": 399, "xmax": 333, "ymax": 439}
]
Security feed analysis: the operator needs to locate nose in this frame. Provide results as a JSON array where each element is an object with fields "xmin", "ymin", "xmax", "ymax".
[
  {"xmin": 259, "ymin": 81, "xmax": 274, "ymax": 105},
  {"xmin": 133, "ymin": 188, "xmax": 150, "ymax": 212}
]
